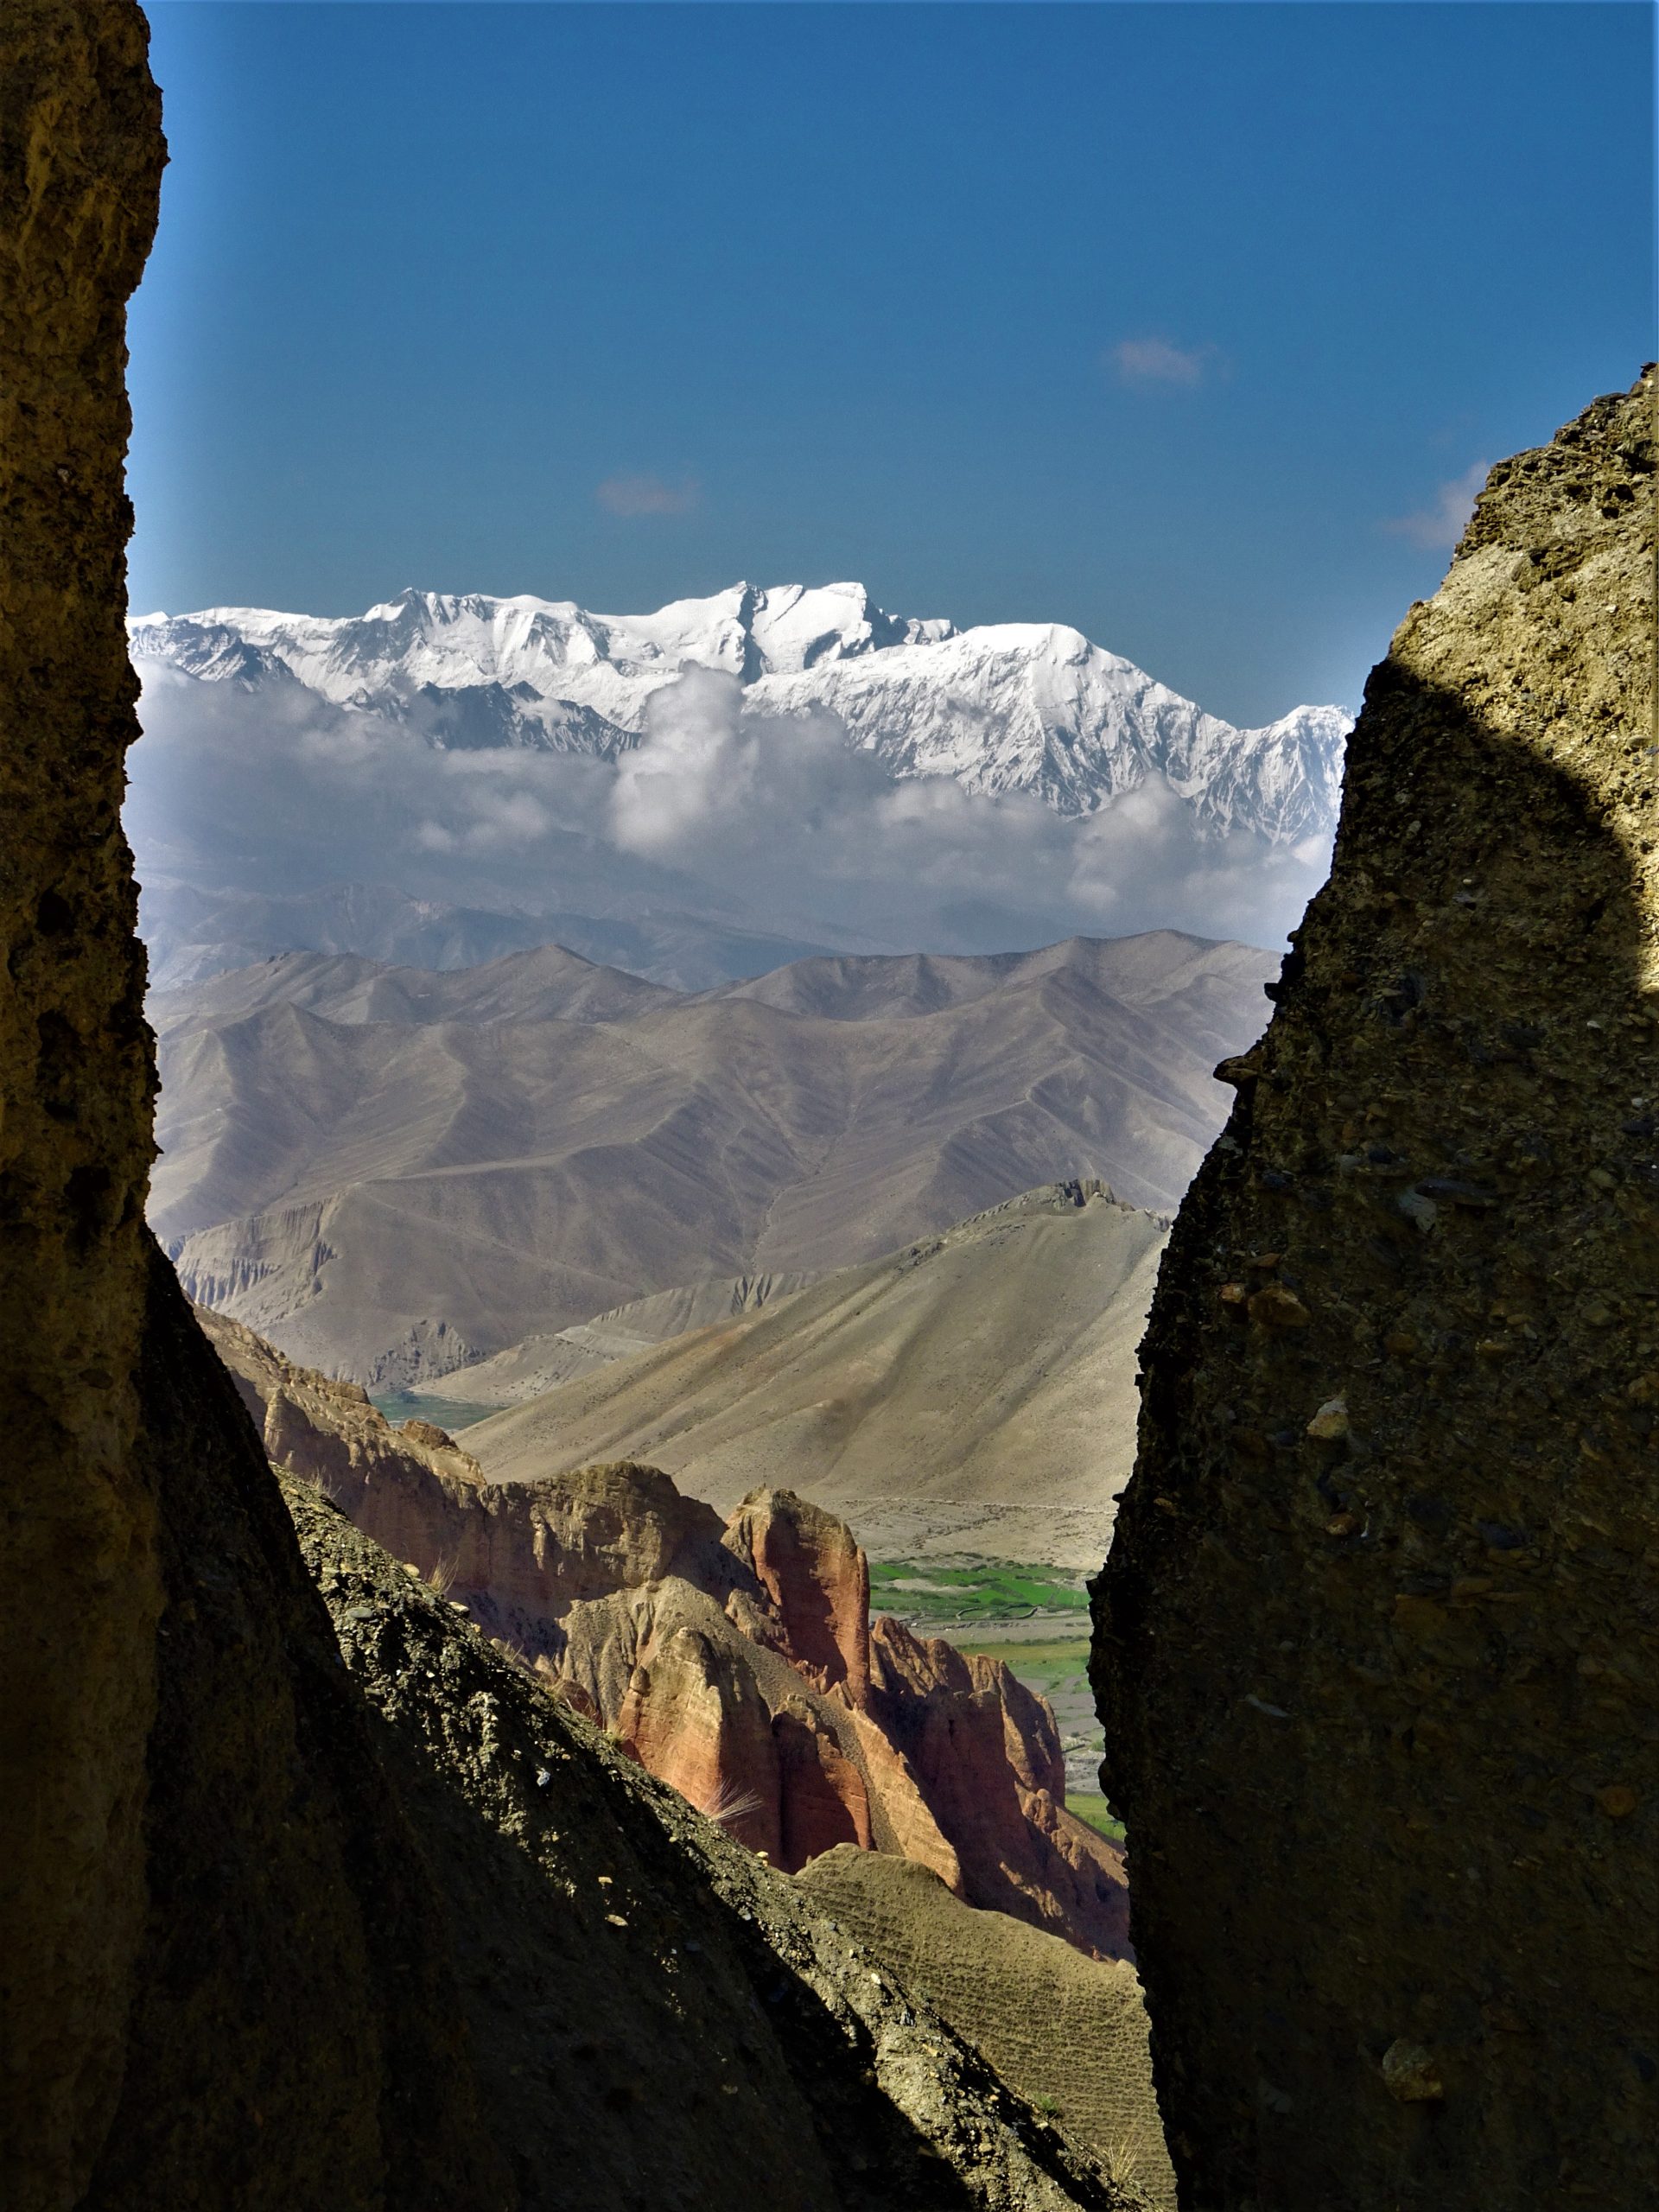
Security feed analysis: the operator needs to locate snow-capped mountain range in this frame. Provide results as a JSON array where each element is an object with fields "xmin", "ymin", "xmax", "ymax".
[{"xmin": 130, "ymin": 582, "xmax": 1351, "ymax": 843}]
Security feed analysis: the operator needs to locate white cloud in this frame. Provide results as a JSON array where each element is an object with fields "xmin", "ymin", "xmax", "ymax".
[
  {"xmin": 1382, "ymin": 460, "xmax": 1489, "ymax": 551},
  {"xmin": 1109, "ymin": 335, "xmax": 1217, "ymax": 389},
  {"xmin": 595, "ymin": 471, "xmax": 699, "ymax": 517},
  {"xmin": 126, "ymin": 659, "xmax": 1332, "ymax": 965}
]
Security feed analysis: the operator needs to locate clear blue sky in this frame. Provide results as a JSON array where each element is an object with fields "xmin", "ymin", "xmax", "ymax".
[{"xmin": 129, "ymin": 3, "xmax": 1655, "ymax": 725}]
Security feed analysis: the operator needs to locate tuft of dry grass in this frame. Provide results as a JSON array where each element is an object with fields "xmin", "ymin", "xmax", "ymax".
[{"xmin": 696, "ymin": 1777, "xmax": 766, "ymax": 1832}]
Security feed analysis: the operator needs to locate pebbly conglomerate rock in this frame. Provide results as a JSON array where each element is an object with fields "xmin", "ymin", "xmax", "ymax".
[
  {"xmin": 2, "ymin": 7, "xmax": 167, "ymax": 2196},
  {"xmin": 1095, "ymin": 370, "xmax": 1657, "ymax": 2209}
]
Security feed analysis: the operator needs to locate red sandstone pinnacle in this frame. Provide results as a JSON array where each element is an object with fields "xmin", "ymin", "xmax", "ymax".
[
  {"xmin": 869, "ymin": 1618, "xmax": 1131, "ymax": 1960},
  {"xmin": 722, "ymin": 1487, "xmax": 872, "ymax": 1705},
  {"xmin": 203, "ymin": 1306, "xmax": 1129, "ymax": 1954}
]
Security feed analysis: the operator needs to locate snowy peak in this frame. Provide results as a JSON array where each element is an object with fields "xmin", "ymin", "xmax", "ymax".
[
  {"xmin": 132, "ymin": 581, "xmax": 949, "ymax": 702},
  {"xmin": 130, "ymin": 582, "xmax": 1351, "ymax": 842}
]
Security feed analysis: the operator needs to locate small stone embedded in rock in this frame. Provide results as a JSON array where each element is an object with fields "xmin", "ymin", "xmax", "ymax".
[
  {"xmin": 1306, "ymin": 1396, "xmax": 1350, "ymax": 1442},
  {"xmin": 1397, "ymin": 1189, "xmax": 1439, "ymax": 1232},
  {"xmin": 1249, "ymin": 1284, "xmax": 1312, "ymax": 1330},
  {"xmin": 1593, "ymin": 1784, "xmax": 1637, "ymax": 1819},
  {"xmin": 1381, "ymin": 2040, "xmax": 1444, "ymax": 2102}
]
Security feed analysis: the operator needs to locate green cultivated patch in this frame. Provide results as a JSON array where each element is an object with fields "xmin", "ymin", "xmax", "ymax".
[
  {"xmin": 1064, "ymin": 1795, "xmax": 1126, "ymax": 1843},
  {"xmin": 369, "ymin": 1392, "xmax": 508, "ymax": 1435},
  {"xmin": 868, "ymin": 1558, "xmax": 1090, "ymax": 1628}
]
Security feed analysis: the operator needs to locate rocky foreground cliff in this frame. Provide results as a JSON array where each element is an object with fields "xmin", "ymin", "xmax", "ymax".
[
  {"xmin": 1096, "ymin": 371, "xmax": 1657, "ymax": 2209},
  {"xmin": 2, "ymin": 11, "xmax": 1154, "ymax": 2208}
]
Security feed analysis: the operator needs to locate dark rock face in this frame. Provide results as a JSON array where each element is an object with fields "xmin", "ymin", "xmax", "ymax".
[
  {"xmin": 2, "ymin": 10, "xmax": 168, "ymax": 2198},
  {"xmin": 84, "ymin": 1263, "xmax": 505, "ymax": 2209},
  {"xmin": 1095, "ymin": 371, "xmax": 1657, "ymax": 2210}
]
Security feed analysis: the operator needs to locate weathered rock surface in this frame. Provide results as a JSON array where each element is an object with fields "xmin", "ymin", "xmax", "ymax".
[
  {"xmin": 1096, "ymin": 370, "xmax": 1658, "ymax": 2209},
  {"xmin": 871, "ymin": 1618, "xmax": 1133, "ymax": 1961},
  {"xmin": 204, "ymin": 1305, "xmax": 1130, "ymax": 1953},
  {"xmin": 798, "ymin": 1847, "xmax": 1175, "ymax": 2209}
]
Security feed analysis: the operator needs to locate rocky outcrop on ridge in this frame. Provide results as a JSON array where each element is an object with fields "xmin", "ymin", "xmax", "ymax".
[
  {"xmin": 871, "ymin": 1618, "xmax": 1133, "ymax": 1962},
  {"xmin": 204, "ymin": 1303, "xmax": 1130, "ymax": 1955},
  {"xmin": 1096, "ymin": 369, "xmax": 1658, "ymax": 2210},
  {"xmin": 2, "ymin": 14, "xmax": 1151, "ymax": 2206}
]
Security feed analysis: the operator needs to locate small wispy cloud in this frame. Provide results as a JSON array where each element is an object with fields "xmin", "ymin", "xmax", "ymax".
[
  {"xmin": 595, "ymin": 471, "xmax": 699, "ymax": 518},
  {"xmin": 1109, "ymin": 335, "xmax": 1217, "ymax": 389},
  {"xmin": 1382, "ymin": 461, "xmax": 1489, "ymax": 551}
]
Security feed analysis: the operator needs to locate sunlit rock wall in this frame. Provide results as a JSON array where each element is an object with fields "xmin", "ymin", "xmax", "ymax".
[{"xmin": 1095, "ymin": 369, "xmax": 1657, "ymax": 2210}]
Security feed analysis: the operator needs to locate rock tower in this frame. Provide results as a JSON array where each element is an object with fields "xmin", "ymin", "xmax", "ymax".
[{"xmin": 1096, "ymin": 369, "xmax": 1657, "ymax": 2209}]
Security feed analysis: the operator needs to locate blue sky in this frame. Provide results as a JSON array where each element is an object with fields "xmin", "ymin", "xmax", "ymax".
[{"xmin": 129, "ymin": 3, "xmax": 1655, "ymax": 725}]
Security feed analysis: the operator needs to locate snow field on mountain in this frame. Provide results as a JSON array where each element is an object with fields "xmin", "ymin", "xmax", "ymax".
[{"xmin": 126, "ymin": 581, "xmax": 1351, "ymax": 967}]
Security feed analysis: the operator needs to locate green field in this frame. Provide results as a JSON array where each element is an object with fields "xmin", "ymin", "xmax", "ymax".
[
  {"xmin": 369, "ymin": 1392, "xmax": 507, "ymax": 1434},
  {"xmin": 868, "ymin": 1557, "xmax": 1090, "ymax": 1628},
  {"xmin": 1064, "ymin": 1794, "xmax": 1126, "ymax": 1843}
]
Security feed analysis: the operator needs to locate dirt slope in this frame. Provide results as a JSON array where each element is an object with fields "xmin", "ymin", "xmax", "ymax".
[
  {"xmin": 798, "ymin": 1848, "xmax": 1175, "ymax": 2209},
  {"xmin": 468, "ymin": 1183, "xmax": 1166, "ymax": 1566}
]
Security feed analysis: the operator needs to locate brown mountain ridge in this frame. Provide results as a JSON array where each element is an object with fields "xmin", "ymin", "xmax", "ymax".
[{"xmin": 151, "ymin": 929, "xmax": 1271, "ymax": 1386}]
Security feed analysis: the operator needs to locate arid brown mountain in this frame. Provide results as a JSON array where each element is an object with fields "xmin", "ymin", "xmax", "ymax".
[
  {"xmin": 148, "ymin": 938, "xmax": 676, "ymax": 1032},
  {"xmin": 201, "ymin": 1303, "xmax": 1131, "ymax": 1959},
  {"xmin": 1097, "ymin": 371, "xmax": 1657, "ymax": 2211},
  {"xmin": 465, "ymin": 1182, "xmax": 1166, "ymax": 1567},
  {"xmin": 150, "ymin": 929, "xmax": 1270, "ymax": 1385},
  {"xmin": 138, "ymin": 874, "xmax": 833, "ymax": 993}
]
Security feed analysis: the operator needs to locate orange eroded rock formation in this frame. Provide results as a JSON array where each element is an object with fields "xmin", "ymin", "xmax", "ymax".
[{"xmin": 202, "ymin": 1304, "xmax": 1129, "ymax": 1955}]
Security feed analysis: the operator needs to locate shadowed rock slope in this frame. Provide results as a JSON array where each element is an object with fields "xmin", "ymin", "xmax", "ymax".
[
  {"xmin": 1096, "ymin": 369, "xmax": 1658, "ymax": 2210},
  {"xmin": 798, "ymin": 1848, "xmax": 1176, "ymax": 2210},
  {"xmin": 466, "ymin": 1181, "xmax": 1166, "ymax": 1567},
  {"xmin": 272, "ymin": 1471, "xmax": 1154, "ymax": 2212},
  {"xmin": 3, "ymin": 14, "xmax": 1150, "ymax": 2206}
]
